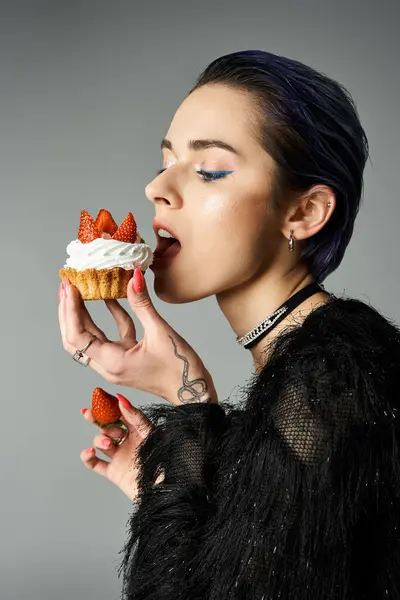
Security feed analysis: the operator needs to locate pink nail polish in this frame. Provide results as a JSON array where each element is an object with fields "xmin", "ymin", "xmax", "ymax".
[
  {"xmin": 58, "ymin": 282, "xmax": 63, "ymax": 301},
  {"xmin": 101, "ymin": 438, "xmax": 111, "ymax": 449},
  {"xmin": 133, "ymin": 269, "xmax": 145, "ymax": 293},
  {"xmin": 80, "ymin": 408, "xmax": 88, "ymax": 416}
]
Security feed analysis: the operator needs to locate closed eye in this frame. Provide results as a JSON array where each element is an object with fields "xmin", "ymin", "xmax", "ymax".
[
  {"xmin": 156, "ymin": 168, "xmax": 233, "ymax": 183},
  {"xmin": 197, "ymin": 169, "xmax": 234, "ymax": 183}
]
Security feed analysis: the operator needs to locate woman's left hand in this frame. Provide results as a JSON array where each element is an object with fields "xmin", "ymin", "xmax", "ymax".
[{"xmin": 58, "ymin": 270, "xmax": 218, "ymax": 406}]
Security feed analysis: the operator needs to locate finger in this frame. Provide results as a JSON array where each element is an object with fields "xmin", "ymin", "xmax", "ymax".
[
  {"xmin": 59, "ymin": 279, "xmax": 105, "ymax": 343},
  {"xmin": 64, "ymin": 280, "xmax": 108, "ymax": 345},
  {"xmin": 62, "ymin": 316, "xmax": 115, "ymax": 380},
  {"xmin": 93, "ymin": 433, "xmax": 119, "ymax": 457},
  {"xmin": 64, "ymin": 281, "xmax": 126, "ymax": 372},
  {"xmin": 100, "ymin": 424, "xmax": 126, "ymax": 438},
  {"xmin": 58, "ymin": 281, "xmax": 68, "ymax": 342},
  {"xmin": 58, "ymin": 286, "xmax": 74, "ymax": 375},
  {"xmin": 104, "ymin": 299, "xmax": 137, "ymax": 342},
  {"xmin": 80, "ymin": 447, "xmax": 109, "ymax": 477},
  {"xmin": 81, "ymin": 408, "xmax": 128, "ymax": 450},
  {"xmin": 59, "ymin": 295, "xmax": 85, "ymax": 355},
  {"xmin": 127, "ymin": 269, "xmax": 163, "ymax": 333},
  {"xmin": 72, "ymin": 350, "xmax": 118, "ymax": 382},
  {"xmin": 81, "ymin": 408, "xmax": 95, "ymax": 424},
  {"xmin": 116, "ymin": 393, "xmax": 152, "ymax": 439}
]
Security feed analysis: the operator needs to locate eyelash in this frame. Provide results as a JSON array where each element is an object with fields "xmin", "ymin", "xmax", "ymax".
[{"xmin": 156, "ymin": 168, "xmax": 233, "ymax": 183}]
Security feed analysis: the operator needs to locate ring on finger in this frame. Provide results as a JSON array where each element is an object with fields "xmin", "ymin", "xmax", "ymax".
[
  {"xmin": 113, "ymin": 426, "xmax": 129, "ymax": 447},
  {"xmin": 72, "ymin": 334, "xmax": 97, "ymax": 367}
]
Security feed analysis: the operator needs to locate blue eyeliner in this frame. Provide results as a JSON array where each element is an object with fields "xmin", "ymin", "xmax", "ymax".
[
  {"xmin": 157, "ymin": 168, "xmax": 233, "ymax": 182},
  {"xmin": 199, "ymin": 170, "xmax": 234, "ymax": 182}
]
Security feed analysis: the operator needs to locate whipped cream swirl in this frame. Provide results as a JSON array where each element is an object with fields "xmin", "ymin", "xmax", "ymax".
[{"xmin": 64, "ymin": 238, "xmax": 153, "ymax": 271}]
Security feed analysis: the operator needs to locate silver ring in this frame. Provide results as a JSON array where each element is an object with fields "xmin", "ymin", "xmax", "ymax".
[
  {"xmin": 113, "ymin": 427, "xmax": 129, "ymax": 446},
  {"xmin": 72, "ymin": 334, "xmax": 97, "ymax": 367}
]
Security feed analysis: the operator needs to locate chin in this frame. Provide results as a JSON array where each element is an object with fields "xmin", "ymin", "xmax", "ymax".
[
  {"xmin": 153, "ymin": 278, "xmax": 205, "ymax": 304},
  {"xmin": 151, "ymin": 267, "xmax": 215, "ymax": 304}
]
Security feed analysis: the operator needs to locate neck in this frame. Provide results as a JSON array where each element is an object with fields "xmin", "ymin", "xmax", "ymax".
[{"xmin": 216, "ymin": 262, "xmax": 330, "ymax": 371}]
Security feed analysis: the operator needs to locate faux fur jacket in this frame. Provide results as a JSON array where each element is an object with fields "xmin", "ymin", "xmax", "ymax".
[{"xmin": 119, "ymin": 294, "xmax": 400, "ymax": 599}]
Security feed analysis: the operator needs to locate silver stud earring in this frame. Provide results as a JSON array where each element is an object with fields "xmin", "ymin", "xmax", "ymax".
[
  {"xmin": 327, "ymin": 201, "xmax": 332, "ymax": 207},
  {"xmin": 289, "ymin": 229, "xmax": 295, "ymax": 252}
]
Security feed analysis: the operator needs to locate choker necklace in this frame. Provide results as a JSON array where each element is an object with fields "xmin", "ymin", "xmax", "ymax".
[{"xmin": 236, "ymin": 282, "xmax": 328, "ymax": 349}]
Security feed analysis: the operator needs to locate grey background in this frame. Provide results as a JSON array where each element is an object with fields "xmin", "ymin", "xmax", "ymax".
[{"xmin": 1, "ymin": 1, "xmax": 399, "ymax": 598}]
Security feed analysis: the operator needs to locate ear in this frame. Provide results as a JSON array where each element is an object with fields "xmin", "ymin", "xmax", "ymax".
[{"xmin": 281, "ymin": 185, "xmax": 336, "ymax": 244}]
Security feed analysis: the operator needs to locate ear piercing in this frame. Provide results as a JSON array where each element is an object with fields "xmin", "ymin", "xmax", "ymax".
[{"xmin": 289, "ymin": 201, "xmax": 332, "ymax": 251}]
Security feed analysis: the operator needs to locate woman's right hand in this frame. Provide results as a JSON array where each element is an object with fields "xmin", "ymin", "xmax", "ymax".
[{"xmin": 80, "ymin": 393, "xmax": 154, "ymax": 502}]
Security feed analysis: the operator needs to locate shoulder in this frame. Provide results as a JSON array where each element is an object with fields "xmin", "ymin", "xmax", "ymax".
[
  {"xmin": 269, "ymin": 294, "xmax": 400, "ymax": 381},
  {"xmin": 305, "ymin": 294, "xmax": 400, "ymax": 347},
  {"xmin": 306, "ymin": 295, "xmax": 400, "ymax": 384}
]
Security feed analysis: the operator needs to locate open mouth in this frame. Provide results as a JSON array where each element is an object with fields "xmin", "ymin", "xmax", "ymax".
[{"xmin": 153, "ymin": 236, "xmax": 182, "ymax": 259}]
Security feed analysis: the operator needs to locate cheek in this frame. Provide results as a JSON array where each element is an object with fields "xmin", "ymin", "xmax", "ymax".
[
  {"xmin": 202, "ymin": 192, "xmax": 229, "ymax": 221},
  {"xmin": 198, "ymin": 190, "xmax": 269, "ymax": 252}
]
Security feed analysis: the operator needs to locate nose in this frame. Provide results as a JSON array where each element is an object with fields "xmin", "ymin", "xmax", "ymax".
[{"xmin": 145, "ymin": 170, "xmax": 182, "ymax": 209}]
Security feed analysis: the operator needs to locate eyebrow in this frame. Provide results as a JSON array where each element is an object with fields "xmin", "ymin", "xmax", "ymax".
[{"xmin": 161, "ymin": 138, "xmax": 240, "ymax": 156}]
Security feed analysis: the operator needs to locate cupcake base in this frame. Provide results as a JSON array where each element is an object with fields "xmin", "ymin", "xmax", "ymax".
[{"xmin": 59, "ymin": 267, "xmax": 135, "ymax": 300}]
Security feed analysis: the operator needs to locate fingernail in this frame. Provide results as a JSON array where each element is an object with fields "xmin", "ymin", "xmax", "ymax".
[
  {"xmin": 101, "ymin": 438, "xmax": 111, "ymax": 449},
  {"xmin": 116, "ymin": 393, "xmax": 133, "ymax": 411},
  {"xmin": 58, "ymin": 282, "xmax": 63, "ymax": 301},
  {"xmin": 80, "ymin": 408, "xmax": 88, "ymax": 416},
  {"xmin": 133, "ymin": 269, "xmax": 145, "ymax": 293},
  {"xmin": 64, "ymin": 279, "xmax": 69, "ymax": 296},
  {"xmin": 85, "ymin": 447, "xmax": 94, "ymax": 454}
]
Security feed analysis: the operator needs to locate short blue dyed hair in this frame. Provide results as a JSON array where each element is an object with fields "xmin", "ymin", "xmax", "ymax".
[{"xmin": 190, "ymin": 50, "xmax": 369, "ymax": 283}]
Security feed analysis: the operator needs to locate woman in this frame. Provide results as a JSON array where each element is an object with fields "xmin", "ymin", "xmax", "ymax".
[{"xmin": 58, "ymin": 50, "xmax": 400, "ymax": 599}]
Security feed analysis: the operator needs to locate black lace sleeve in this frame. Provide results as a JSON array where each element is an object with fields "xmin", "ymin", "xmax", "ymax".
[{"xmin": 118, "ymin": 401, "xmax": 229, "ymax": 600}]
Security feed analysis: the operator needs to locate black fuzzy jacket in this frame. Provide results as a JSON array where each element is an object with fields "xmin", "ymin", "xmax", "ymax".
[{"xmin": 119, "ymin": 295, "xmax": 400, "ymax": 599}]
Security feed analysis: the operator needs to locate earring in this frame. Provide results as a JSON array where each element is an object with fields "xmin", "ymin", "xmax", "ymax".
[{"xmin": 289, "ymin": 229, "xmax": 295, "ymax": 252}]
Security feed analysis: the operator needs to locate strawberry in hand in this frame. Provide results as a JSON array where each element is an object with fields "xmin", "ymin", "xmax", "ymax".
[
  {"xmin": 91, "ymin": 387, "xmax": 124, "ymax": 428},
  {"xmin": 79, "ymin": 393, "xmax": 154, "ymax": 501}
]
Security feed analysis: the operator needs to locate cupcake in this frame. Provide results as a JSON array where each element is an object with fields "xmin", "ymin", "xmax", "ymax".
[{"xmin": 59, "ymin": 209, "xmax": 153, "ymax": 300}]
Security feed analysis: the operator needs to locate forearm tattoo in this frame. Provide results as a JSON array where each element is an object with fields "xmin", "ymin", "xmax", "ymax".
[{"xmin": 168, "ymin": 335, "xmax": 210, "ymax": 404}]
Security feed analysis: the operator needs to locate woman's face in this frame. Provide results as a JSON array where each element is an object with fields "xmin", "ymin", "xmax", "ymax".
[{"xmin": 146, "ymin": 83, "xmax": 283, "ymax": 304}]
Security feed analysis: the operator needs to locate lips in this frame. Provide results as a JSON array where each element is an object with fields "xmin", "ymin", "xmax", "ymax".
[{"xmin": 152, "ymin": 219, "xmax": 182, "ymax": 260}]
